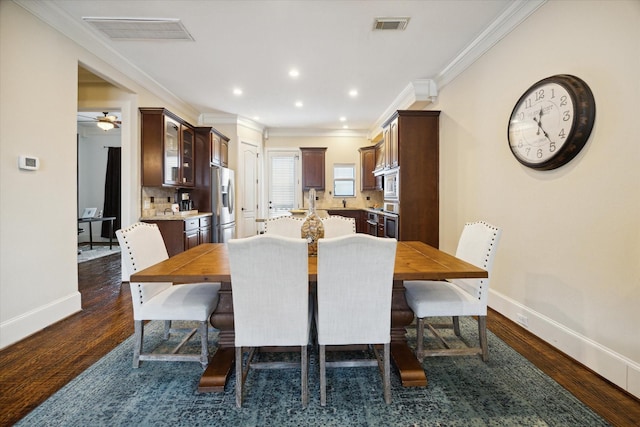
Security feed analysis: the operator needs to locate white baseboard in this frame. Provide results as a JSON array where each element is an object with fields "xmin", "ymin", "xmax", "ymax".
[
  {"xmin": 489, "ymin": 290, "xmax": 640, "ymax": 399},
  {"xmin": 0, "ymin": 292, "xmax": 82, "ymax": 349}
]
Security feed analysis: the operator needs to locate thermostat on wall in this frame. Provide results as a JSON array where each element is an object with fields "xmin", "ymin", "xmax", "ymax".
[{"xmin": 18, "ymin": 155, "xmax": 39, "ymax": 171}]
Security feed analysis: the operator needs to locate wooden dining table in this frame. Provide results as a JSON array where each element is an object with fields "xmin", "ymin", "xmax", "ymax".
[{"xmin": 130, "ymin": 240, "xmax": 487, "ymax": 392}]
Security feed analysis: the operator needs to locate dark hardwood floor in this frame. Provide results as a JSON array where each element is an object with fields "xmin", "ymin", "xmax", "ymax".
[{"xmin": 0, "ymin": 253, "xmax": 638, "ymax": 426}]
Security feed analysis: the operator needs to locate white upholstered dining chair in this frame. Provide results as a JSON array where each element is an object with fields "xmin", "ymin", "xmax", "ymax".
[
  {"xmin": 321, "ymin": 215, "xmax": 356, "ymax": 238},
  {"xmin": 264, "ymin": 216, "xmax": 304, "ymax": 238},
  {"xmin": 227, "ymin": 234, "xmax": 311, "ymax": 408},
  {"xmin": 316, "ymin": 234, "xmax": 397, "ymax": 405},
  {"xmin": 404, "ymin": 221, "xmax": 502, "ymax": 362},
  {"xmin": 116, "ymin": 222, "xmax": 220, "ymax": 369}
]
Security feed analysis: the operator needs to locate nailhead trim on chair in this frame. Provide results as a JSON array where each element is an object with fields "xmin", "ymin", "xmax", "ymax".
[
  {"xmin": 464, "ymin": 221, "xmax": 499, "ymax": 302},
  {"xmin": 120, "ymin": 223, "xmax": 153, "ymax": 307}
]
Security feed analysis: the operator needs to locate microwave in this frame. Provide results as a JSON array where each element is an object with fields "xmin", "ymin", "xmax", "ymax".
[{"xmin": 383, "ymin": 169, "xmax": 399, "ymax": 200}]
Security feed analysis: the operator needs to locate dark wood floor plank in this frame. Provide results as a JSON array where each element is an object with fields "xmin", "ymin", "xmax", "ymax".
[{"xmin": 0, "ymin": 251, "xmax": 638, "ymax": 426}]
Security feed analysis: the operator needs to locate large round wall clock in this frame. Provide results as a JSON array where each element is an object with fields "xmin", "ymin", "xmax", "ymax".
[{"xmin": 507, "ymin": 74, "xmax": 596, "ymax": 170}]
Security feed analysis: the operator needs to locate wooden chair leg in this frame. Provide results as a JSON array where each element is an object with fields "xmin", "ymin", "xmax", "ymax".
[
  {"xmin": 133, "ymin": 320, "xmax": 143, "ymax": 368},
  {"xmin": 478, "ymin": 316, "xmax": 488, "ymax": 362},
  {"xmin": 416, "ymin": 317, "xmax": 425, "ymax": 361},
  {"xmin": 383, "ymin": 343, "xmax": 391, "ymax": 404},
  {"xmin": 301, "ymin": 345, "xmax": 308, "ymax": 407},
  {"xmin": 453, "ymin": 316, "xmax": 461, "ymax": 336},
  {"xmin": 235, "ymin": 347, "xmax": 243, "ymax": 408},
  {"xmin": 199, "ymin": 321, "xmax": 209, "ymax": 369},
  {"xmin": 163, "ymin": 320, "xmax": 171, "ymax": 339},
  {"xmin": 320, "ymin": 344, "xmax": 327, "ymax": 406}
]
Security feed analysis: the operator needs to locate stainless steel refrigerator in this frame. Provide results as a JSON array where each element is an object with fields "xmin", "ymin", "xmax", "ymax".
[{"xmin": 211, "ymin": 166, "xmax": 236, "ymax": 243}]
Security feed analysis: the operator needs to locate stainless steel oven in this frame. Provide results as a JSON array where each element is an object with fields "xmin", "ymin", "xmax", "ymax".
[
  {"xmin": 366, "ymin": 212, "xmax": 378, "ymax": 236},
  {"xmin": 383, "ymin": 213, "xmax": 399, "ymax": 240}
]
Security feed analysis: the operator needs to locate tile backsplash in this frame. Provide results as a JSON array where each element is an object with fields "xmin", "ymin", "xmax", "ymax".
[
  {"xmin": 301, "ymin": 189, "xmax": 383, "ymax": 210},
  {"xmin": 141, "ymin": 187, "xmax": 180, "ymax": 217}
]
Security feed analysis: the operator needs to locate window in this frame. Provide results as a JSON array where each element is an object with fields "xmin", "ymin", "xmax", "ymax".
[
  {"xmin": 267, "ymin": 151, "xmax": 299, "ymax": 217},
  {"xmin": 333, "ymin": 164, "xmax": 355, "ymax": 197}
]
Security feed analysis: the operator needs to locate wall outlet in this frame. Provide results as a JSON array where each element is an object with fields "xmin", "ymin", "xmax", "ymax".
[{"xmin": 517, "ymin": 314, "xmax": 529, "ymax": 328}]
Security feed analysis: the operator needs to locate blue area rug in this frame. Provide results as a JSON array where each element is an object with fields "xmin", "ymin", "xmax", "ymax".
[{"xmin": 17, "ymin": 318, "xmax": 608, "ymax": 426}]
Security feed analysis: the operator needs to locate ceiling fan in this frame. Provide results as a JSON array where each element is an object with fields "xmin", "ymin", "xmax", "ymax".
[{"xmin": 78, "ymin": 112, "xmax": 121, "ymax": 131}]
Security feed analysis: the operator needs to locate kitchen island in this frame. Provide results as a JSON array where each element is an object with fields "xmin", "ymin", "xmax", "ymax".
[{"xmin": 140, "ymin": 211, "xmax": 213, "ymax": 256}]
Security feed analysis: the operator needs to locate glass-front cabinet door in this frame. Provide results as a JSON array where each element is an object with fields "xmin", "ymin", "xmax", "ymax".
[
  {"xmin": 181, "ymin": 125, "xmax": 194, "ymax": 186},
  {"xmin": 164, "ymin": 118, "xmax": 180, "ymax": 185}
]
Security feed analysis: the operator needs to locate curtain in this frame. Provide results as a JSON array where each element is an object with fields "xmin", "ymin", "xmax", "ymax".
[{"xmin": 101, "ymin": 147, "xmax": 121, "ymax": 238}]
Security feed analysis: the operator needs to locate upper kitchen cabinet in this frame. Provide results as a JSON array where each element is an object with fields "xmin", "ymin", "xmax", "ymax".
[
  {"xmin": 141, "ymin": 108, "xmax": 195, "ymax": 188},
  {"xmin": 386, "ymin": 110, "xmax": 440, "ymax": 247},
  {"xmin": 373, "ymin": 139, "xmax": 385, "ymax": 174},
  {"xmin": 209, "ymin": 128, "xmax": 229, "ymax": 167},
  {"xmin": 301, "ymin": 147, "xmax": 327, "ymax": 191},
  {"xmin": 374, "ymin": 116, "xmax": 399, "ymax": 172},
  {"xmin": 195, "ymin": 126, "xmax": 229, "ymax": 168},
  {"xmin": 387, "ymin": 117, "xmax": 399, "ymax": 169},
  {"xmin": 359, "ymin": 145, "xmax": 380, "ymax": 191},
  {"xmin": 181, "ymin": 125, "xmax": 195, "ymax": 186}
]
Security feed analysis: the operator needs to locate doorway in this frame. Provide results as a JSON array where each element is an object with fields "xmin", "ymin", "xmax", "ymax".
[{"xmin": 76, "ymin": 110, "xmax": 122, "ymax": 258}]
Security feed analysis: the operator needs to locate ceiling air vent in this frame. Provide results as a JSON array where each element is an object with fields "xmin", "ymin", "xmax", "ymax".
[
  {"xmin": 373, "ymin": 17, "xmax": 410, "ymax": 31},
  {"xmin": 83, "ymin": 18, "xmax": 194, "ymax": 41}
]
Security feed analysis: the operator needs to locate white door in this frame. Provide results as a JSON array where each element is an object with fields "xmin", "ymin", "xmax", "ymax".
[
  {"xmin": 240, "ymin": 141, "xmax": 258, "ymax": 237},
  {"xmin": 267, "ymin": 150, "xmax": 301, "ymax": 217}
]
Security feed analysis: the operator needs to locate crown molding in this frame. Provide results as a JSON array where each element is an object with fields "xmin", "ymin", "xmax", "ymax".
[
  {"xmin": 14, "ymin": 0, "xmax": 199, "ymax": 119},
  {"xmin": 16, "ymin": 0, "xmax": 545, "ymax": 138},
  {"xmin": 367, "ymin": 0, "xmax": 546, "ymax": 138},
  {"xmin": 266, "ymin": 128, "xmax": 369, "ymax": 139},
  {"xmin": 368, "ymin": 79, "xmax": 438, "ymax": 138},
  {"xmin": 434, "ymin": 0, "xmax": 547, "ymax": 88},
  {"xmin": 199, "ymin": 113, "xmax": 266, "ymax": 135}
]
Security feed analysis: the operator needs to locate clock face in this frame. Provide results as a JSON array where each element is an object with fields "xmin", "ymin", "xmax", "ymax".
[
  {"xmin": 509, "ymin": 82, "xmax": 574, "ymax": 166},
  {"xmin": 507, "ymin": 75, "xmax": 595, "ymax": 170}
]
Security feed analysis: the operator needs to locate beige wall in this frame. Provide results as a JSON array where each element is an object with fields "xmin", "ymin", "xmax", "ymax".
[
  {"xmin": 265, "ymin": 134, "xmax": 380, "ymax": 211},
  {"xmin": 1, "ymin": 0, "xmax": 638, "ymax": 398},
  {"xmin": 1, "ymin": 1, "xmax": 82, "ymax": 346},
  {"xmin": 0, "ymin": 1, "xmax": 199, "ymax": 348},
  {"xmin": 432, "ymin": 0, "xmax": 639, "ymax": 395}
]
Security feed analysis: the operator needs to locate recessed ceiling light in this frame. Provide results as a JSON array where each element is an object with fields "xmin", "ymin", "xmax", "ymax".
[
  {"xmin": 289, "ymin": 69, "xmax": 299, "ymax": 78},
  {"xmin": 295, "ymin": 101, "xmax": 303, "ymax": 108},
  {"xmin": 253, "ymin": 116, "xmax": 260, "ymax": 121},
  {"xmin": 349, "ymin": 89, "xmax": 358, "ymax": 97},
  {"xmin": 233, "ymin": 88, "xmax": 243, "ymax": 95},
  {"xmin": 339, "ymin": 116, "xmax": 346, "ymax": 122}
]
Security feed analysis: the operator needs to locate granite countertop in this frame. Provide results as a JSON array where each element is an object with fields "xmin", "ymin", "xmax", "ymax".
[
  {"xmin": 289, "ymin": 207, "xmax": 394, "ymax": 216},
  {"xmin": 140, "ymin": 211, "xmax": 213, "ymax": 221}
]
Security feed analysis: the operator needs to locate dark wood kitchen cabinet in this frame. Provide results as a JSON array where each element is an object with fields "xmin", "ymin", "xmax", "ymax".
[
  {"xmin": 386, "ymin": 117, "xmax": 399, "ymax": 169},
  {"xmin": 359, "ymin": 145, "xmax": 380, "ymax": 191},
  {"xmin": 140, "ymin": 108, "xmax": 195, "ymax": 188},
  {"xmin": 205, "ymin": 128, "xmax": 229, "ymax": 167},
  {"xmin": 198, "ymin": 215, "xmax": 212, "ymax": 245},
  {"xmin": 326, "ymin": 209, "xmax": 366, "ymax": 233},
  {"xmin": 192, "ymin": 126, "xmax": 229, "ymax": 214},
  {"xmin": 143, "ymin": 215, "xmax": 212, "ymax": 257},
  {"xmin": 301, "ymin": 147, "xmax": 326, "ymax": 191},
  {"xmin": 383, "ymin": 110, "xmax": 440, "ymax": 247},
  {"xmin": 374, "ymin": 139, "xmax": 385, "ymax": 174}
]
